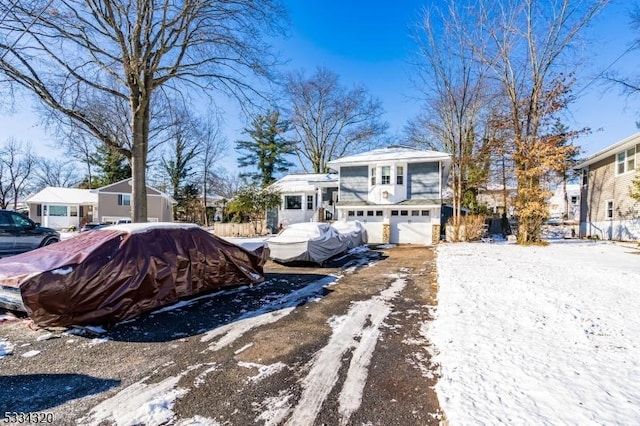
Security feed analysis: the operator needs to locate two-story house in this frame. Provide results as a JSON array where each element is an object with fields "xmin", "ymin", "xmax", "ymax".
[
  {"xmin": 26, "ymin": 178, "xmax": 175, "ymax": 229},
  {"xmin": 327, "ymin": 146, "xmax": 451, "ymax": 245},
  {"xmin": 575, "ymin": 133, "xmax": 639, "ymax": 241}
]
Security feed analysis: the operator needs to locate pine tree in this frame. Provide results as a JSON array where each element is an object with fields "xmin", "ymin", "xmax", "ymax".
[
  {"xmin": 86, "ymin": 143, "xmax": 131, "ymax": 188},
  {"xmin": 236, "ymin": 111, "xmax": 295, "ymax": 188}
]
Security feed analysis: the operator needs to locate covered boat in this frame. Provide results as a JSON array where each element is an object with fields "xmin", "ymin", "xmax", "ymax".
[
  {"xmin": 0, "ymin": 223, "xmax": 269, "ymax": 327},
  {"xmin": 267, "ymin": 222, "xmax": 350, "ymax": 264}
]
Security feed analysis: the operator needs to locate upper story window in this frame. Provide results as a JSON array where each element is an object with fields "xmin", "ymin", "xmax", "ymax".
[
  {"xmin": 370, "ymin": 168, "xmax": 376, "ymax": 185},
  {"xmin": 118, "ymin": 194, "xmax": 131, "ymax": 206},
  {"xmin": 285, "ymin": 195, "xmax": 302, "ymax": 210},
  {"xmin": 396, "ymin": 166, "xmax": 404, "ymax": 185},
  {"xmin": 381, "ymin": 166, "xmax": 391, "ymax": 184},
  {"xmin": 616, "ymin": 147, "xmax": 636, "ymax": 175}
]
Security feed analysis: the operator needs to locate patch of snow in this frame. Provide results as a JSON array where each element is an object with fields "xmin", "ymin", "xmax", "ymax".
[
  {"xmin": 286, "ymin": 276, "xmax": 407, "ymax": 426},
  {"xmin": 201, "ymin": 275, "xmax": 337, "ymax": 351},
  {"xmin": 254, "ymin": 392, "xmax": 293, "ymax": 426},
  {"xmin": 22, "ymin": 350, "xmax": 41, "ymax": 358},
  {"xmin": 431, "ymin": 241, "xmax": 640, "ymax": 425},
  {"xmin": 88, "ymin": 337, "xmax": 110, "ymax": 346},
  {"xmin": 51, "ymin": 266, "xmax": 73, "ymax": 275},
  {"xmin": 82, "ymin": 374, "xmax": 189, "ymax": 426},
  {"xmin": 238, "ymin": 361, "xmax": 287, "ymax": 383},
  {"xmin": 36, "ymin": 332, "xmax": 57, "ymax": 341},
  {"xmin": 234, "ymin": 343, "xmax": 253, "ymax": 355},
  {"xmin": 194, "ymin": 364, "xmax": 218, "ymax": 388},
  {"xmin": 375, "ymin": 244, "xmax": 396, "ymax": 249},
  {"xmin": 175, "ymin": 416, "xmax": 220, "ymax": 426},
  {"xmin": 0, "ymin": 338, "xmax": 14, "ymax": 358}
]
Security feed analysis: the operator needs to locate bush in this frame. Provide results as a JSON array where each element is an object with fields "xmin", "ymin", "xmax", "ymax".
[{"xmin": 446, "ymin": 214, "xmax": 487, "ymax": 242}]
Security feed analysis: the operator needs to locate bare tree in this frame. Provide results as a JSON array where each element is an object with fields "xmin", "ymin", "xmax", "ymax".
[
  {"xmin": 0, "ymin": 0, "xmax": 286, "ymax": 222},
  {"xmin": 409, "ymin": 2, "xmax": 492, "ymax": 239},
  {"xmin": 285, "ymin": 66, "xmax": 388, "ymax": 173},
  {"xmin": 198, "ymin": 113, "xmax": 228, "ymax": 227},
  {"xmin": 0, "ymin": 139, "xmax": 35, "ymax": 209},
  {"xmin": 476, "ymin": 0, "xmax": 607, "ymax": 244},
  {"xmin": 33, "ymin": 157, "xmax": 82, "ymax": 189}
]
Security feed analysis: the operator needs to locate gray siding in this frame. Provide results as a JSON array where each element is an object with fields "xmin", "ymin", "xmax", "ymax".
[
  {"xmin": 408, "ymin": 162, "xmax": 440, "ymax": 199},
  {"xmin": 339, "ymin": 166, "xmax": 369, "ymax": 202}
]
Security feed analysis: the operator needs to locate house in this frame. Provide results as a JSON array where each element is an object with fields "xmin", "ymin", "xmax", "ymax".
[
  {"xmin": 327, "ymin": 146, "xmax": 451, "ymax": 245},
  {"xmin": 547, "ymin": 183, "xmax": 580, "ymax": 222},
  {"xmin": 476, "ymin": 184, "xmax": 517, "ymax": 216},
  {"xmin": 268, "ymin": 173, "xmax": 339, "ymax": 231},
  {"xmin": 575, "ymin": 133, "xmax": 639, "ymax": 241},
  {"xmin": 26, "ymin": 178, "xmax": 176, "ymax": 230}
]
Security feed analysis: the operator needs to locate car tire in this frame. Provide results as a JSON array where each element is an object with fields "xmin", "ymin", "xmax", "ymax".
[{"xmin": 41, "ymin": 237, "xmax": 59, "ymax": 247}]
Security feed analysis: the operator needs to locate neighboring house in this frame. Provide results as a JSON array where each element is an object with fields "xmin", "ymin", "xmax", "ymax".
[
  {"xmin": 327, "ymin": 146, "xmax": 451, "ymax": 245},
  {"xmin": 26, "ymin": 178, "xmax": 175, "ymax": 229},
  {"xmin": 548, "ymin": 183, "xmax": 580, "ymax": 222},
  {"xmin": 269, "ymin": 173, "xmax": 339, "ymax": 230},
  {"xmin": 476, "ymin": 184, "xmax": 517, "ymax": 216},
  {"xmin": 575, "ymin": 133, "xmax": 639, "ymax": 241}
]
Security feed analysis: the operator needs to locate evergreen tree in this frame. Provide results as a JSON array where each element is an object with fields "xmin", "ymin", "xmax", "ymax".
[
  {"xmin": 236, "ymin": 111, "xmax": 295, "ymax": 188},
  {"xmin": 162, "ymin": 133, "xmax": 199, "ymax": 215},
  {"xmin": 83, "ymin": 143, "xmax": 131, "ymax": 188},
  {"xmin": 227, "ymin": 184, "xmax": 281, "ymax": 235}
]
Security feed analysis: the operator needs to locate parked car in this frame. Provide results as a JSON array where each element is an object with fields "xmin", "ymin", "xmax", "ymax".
[
  {"xmin": 0, "ymin": 210, "xmax": 60, "ymax": 256},
  {"xmin": 267, "ymin": 222, "xmax": 351, "ymax": 264},
  {"xmin": 0, "ymin": 223, "xmax": 269, "ymax": 327},
  {"xmin": 80, "ymin": 222, "xmax": 109, "ymax": 232}
]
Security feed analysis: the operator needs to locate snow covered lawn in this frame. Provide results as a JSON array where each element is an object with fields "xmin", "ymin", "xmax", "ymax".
[{"xmin": 430, "ymin": 240, "xmax": 640, "ymax": 424}]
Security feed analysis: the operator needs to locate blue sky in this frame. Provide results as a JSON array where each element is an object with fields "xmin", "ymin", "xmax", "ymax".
[{"xmin": 1, "ymin": 0, "xmax": 639, "ymax": 161}]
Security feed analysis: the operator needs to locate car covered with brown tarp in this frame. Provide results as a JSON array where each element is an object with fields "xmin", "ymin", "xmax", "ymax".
[{"xmin": 0, "ymin": 223, "xmax": 269, "ymax": 327}]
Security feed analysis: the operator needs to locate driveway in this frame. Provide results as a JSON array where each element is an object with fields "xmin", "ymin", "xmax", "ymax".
[{"xmin": 0, "ymin": 245, "xmax": 441, "ymax": 425}]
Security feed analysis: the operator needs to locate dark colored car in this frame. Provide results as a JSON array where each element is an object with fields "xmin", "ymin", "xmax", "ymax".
[{"xmin": 0, "ymin": 210, "xmax": 60, "ymax": 256}]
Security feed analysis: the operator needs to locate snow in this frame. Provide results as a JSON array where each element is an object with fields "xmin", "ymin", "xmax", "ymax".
[
  {"xmin": 105, "ymin": 222, "xmax": 201, "ymax": 234},
  {"xmin": 429, "ymin": 240, "xmax": 640, "ymax": 425},
  {"xmin": 51, "ymin": 267, "xmax": 73, "ymax": 275},
  {"xmin": 81, "ymin": 374, "xmax": 189, "ymax": 426},
  {"xmin": 22, "ymin": 350, "xmax": 41, "ymax": 358},
  {"xmin": 238, "ymin": 361, "xmax": 287, "ymax": 383},
  {"xmin": 327, "ymin": 146, "xmax": 449, "ymax": 167},
  {"xmin": 0, "ymin": 338, "xmax": 14, "ymax": 358}
]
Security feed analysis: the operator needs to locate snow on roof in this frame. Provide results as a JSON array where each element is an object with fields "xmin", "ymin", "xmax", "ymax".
[
  {"xmin": 25, "ymin": 187, "xmax": 98, "ymax": 205},
  {"xmin": 327, "ymin": 145, "xmax": 450, "ymax": 168},
  {"xmin": 270, "ymin": 173, "xmax": 338, "ymax": 193}
]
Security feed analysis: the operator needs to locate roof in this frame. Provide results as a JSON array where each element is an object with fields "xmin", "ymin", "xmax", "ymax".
[
  {"xmin": 336, "ymin": 199, "xmax": 442, "ymax": 207},
  {"xmin": 270, "ymin": 173, "xmax": 338, "ymax": 193},
  {"xmin": 575, "ymin": 132, "xmax": 640, "ymax": 169},
  {"xmin": 93, "ymin": 178, "xmax": 177, "ymax": 204},
  {"xmin": 327, "ymin": 145, "xmax": 451, "ymax": 168},
  {"xmin": 25, "ymin": 187, "xmax": 98, "ymax": 205}
]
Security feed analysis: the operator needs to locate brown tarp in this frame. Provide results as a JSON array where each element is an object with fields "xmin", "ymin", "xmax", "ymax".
[{"xmin": 0, "ymin": 224, "xmax": 269, "ymax": 327}]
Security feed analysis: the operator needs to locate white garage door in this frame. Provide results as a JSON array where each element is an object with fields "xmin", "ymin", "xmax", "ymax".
[{"xmin": 390, "ymin": 209, "xmax": 432, "ymax": 245}]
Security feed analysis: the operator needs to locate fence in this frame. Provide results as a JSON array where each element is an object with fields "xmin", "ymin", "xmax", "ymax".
[{"xmin": 210, "ymin": 221, "xmax": 269, "ymax": 237}]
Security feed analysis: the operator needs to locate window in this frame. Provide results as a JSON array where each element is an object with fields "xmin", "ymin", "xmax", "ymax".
[
  {"xmin": 367, "ymin": 210, "xmax": 374, "ymax": 216},
  {"xmin": 49, "ymin": 205, "xmax": 67, "ymax": 217},
  {"xmin": 411, "ymin": 210, "xmax": 419, "ymax": 216},
  {"xmin": 381, "ymin": 166, "xmax": 391, "ymax": 184},
  {"xmin": 356, "ymin": 211, "xmax": 364, "ymax": 216},
  {"xmin": 400, "ymin": 210, "xmax": 408, "ymax": 216},
  {"xmin": 617, "ymin": 147, "xmax": 636, "ymax": 174},
  {"xmin": 70, "ymin": 206, "xmax": 78, "ymax": 217},
  {"xmin": 421, "ymin": 210, "xmax": 430, "ymax": 216},
  {"xmin": 348, "ymin": 210, "xmax": 355, "ymax": 217},
  {"xmin": 397, "ymin": 166, "xmax": 404, "ymax": 185},
  {"xmin": 570, "ymin": 196, "xmax": 578, "ymax": 205},
  {"xmin": 11, "ymin": 212, "xmax": 32, "ymax": 228},
  {"xmin": 118, "ymin": 194, "xmax": 131, "ymax": 206},
  {"xmin": 606, "ymin": 201, "xmax": 614, "ymax": 219},
  {"xmin": 370, "ymin": 168, "xmax": 376, "ymax": 185},
  {"xmin": 285, "ymin": 195, "xmax": 302, "ymax": 210},
  {"xmin": 306, "ymin": 195, "xmax": 314, "ymax": 210},
  {"xmin": 36, "ymin": 204, "xmax": 42, "ymax": 216},
  {"xmin": 376, "ymin": 210, "xmax": 383, "ymax": 216},
  {"xmin": 391, "ymin": 210, "xmax": 399, "ymax": 216}
]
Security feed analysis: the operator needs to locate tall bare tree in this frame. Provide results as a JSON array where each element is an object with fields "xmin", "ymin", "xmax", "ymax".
[
  {"xmin": 33, "ymin": 157, "xmax": 82, "ymax": 189},
  {"xmin": 0, "ymin": 0, "xmax": 286, "ymax": 222},
  {"xmin": 0, "ymin": 139, "xmax": 35, "ymax": 210},
  {"xmin": 198, "ymin": 113, "xmax": 228, "ymax": 227},
  {"xmin": 285, "ymin": 66, "xmax": 388, "ymax": 173},
  {"xmin": 477, "ymin": 0, "xmax": 607, "ymax": 244},
  {"xmin": 409, "ymin": 2, "xmax": 492, "ymax": 239}
]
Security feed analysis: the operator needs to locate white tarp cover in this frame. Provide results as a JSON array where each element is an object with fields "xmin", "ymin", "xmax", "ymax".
[
  {"xmin": 267, "ymin": 223, "xmax": 350, "ymax": 264},
  {"xmin": 332, "ymin": 220, "xmax": 368, "ymax": 248}
]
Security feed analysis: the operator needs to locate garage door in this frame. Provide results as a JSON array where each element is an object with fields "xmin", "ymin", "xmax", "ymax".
[{"xmin": 390, "ymin": 209, "xmax": 432, "ymax": 245}]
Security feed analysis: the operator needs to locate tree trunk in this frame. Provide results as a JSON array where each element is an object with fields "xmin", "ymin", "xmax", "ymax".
[{"xmin": 131, "ymin": 101, "xmax": 149, "ymax": 223}]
